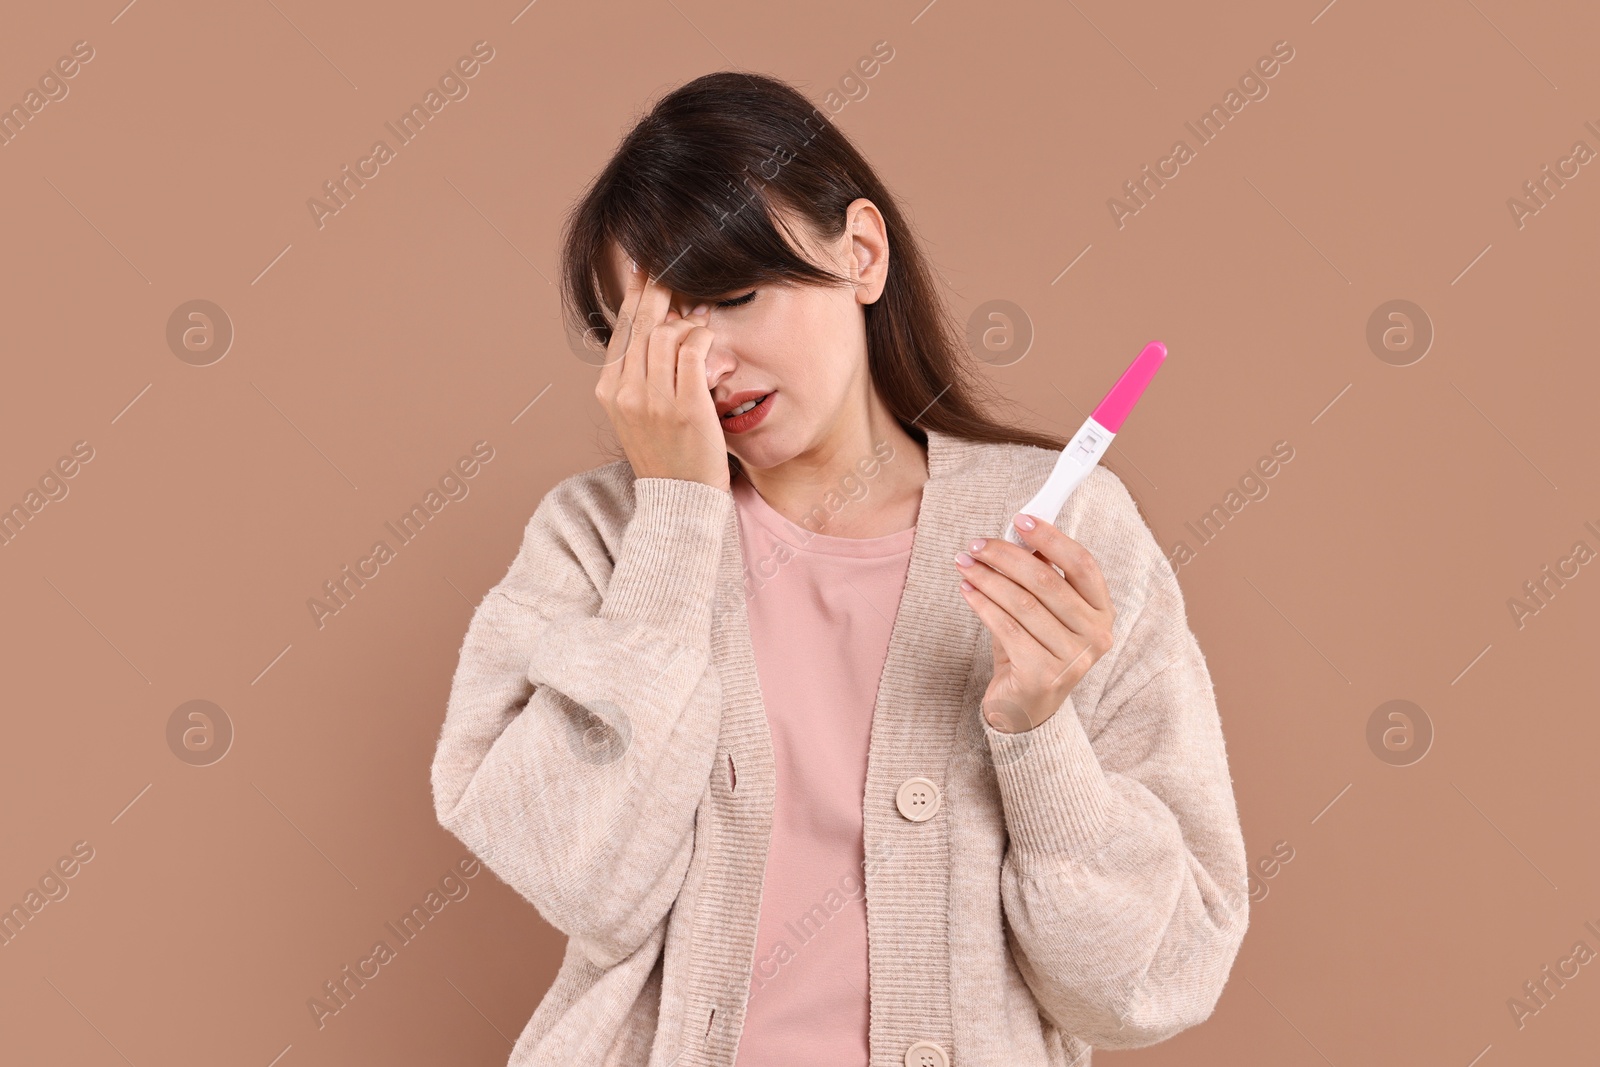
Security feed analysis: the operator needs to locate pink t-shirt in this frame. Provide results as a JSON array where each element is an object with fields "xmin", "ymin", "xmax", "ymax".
[{"xmin": 730, "ymin": 470, "xmax": 919, "ymax": 1067}]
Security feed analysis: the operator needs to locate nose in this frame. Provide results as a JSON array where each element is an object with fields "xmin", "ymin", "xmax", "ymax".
[{"xmin": 702, "ymin": 328, "xmax": 735, "ymax": 389}]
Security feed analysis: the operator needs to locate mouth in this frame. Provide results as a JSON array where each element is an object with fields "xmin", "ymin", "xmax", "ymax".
[
  {"xmin": 716, "ymin": 387, "xmax": 773, "ymax": 417},
  {"xmin": 721, "ymin": 393, "xmax": 769, "ymax": 419},
  {"xmin": 718, "ymin": 390, "xmax": 775, "ymax": 433}
]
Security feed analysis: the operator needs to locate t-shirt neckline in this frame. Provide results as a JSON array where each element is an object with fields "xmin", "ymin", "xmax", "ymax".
[{"xmin": 732, "ymin": 472, "xmax": 917, "ymax": 559}]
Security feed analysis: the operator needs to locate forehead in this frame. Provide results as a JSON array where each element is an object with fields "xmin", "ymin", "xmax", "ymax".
[
  {"xmin": 596, "ymin": 240, "xmax": 632, "ymax": 315},
  {"xmin": 595, "ymin": 207, "xmax": 836, "ymax": 313},
  {"xmin": 594, "ymin": 239, "xmax": 730, "ymax": 314}
]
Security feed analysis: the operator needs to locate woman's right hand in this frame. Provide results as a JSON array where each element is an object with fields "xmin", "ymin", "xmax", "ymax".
[{"xmin": 594, "ymin": 262, "xmax": 729, "ymax": 492}]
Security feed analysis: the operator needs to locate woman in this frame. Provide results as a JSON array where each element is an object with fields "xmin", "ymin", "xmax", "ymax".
[{"xmin": 431, "ymin": 71, "xmax": 1248, "ymax": 1067}]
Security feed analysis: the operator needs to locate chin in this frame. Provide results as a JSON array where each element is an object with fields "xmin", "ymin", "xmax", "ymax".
[{"xmin": 729, "ymin": 437, "xmax": 799, "ymax": 473}]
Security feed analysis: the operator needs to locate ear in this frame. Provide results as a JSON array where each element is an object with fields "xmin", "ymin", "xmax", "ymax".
[{"xmin": 843, "ymin": 198, "xmax": 890, "ymax": 305}]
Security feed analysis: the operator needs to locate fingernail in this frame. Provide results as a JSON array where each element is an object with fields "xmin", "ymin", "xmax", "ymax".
[
  {"xmin": 692, "ymin": 303, "xmax": 709, "ymax": 316},
  {"xmin": 630, "ymin": 258, "xmax": 637, "ymax": 274},
  {"xmin": 954, "ymin": 551, "xmax": 975, "ymax": 567},
  {"xmin": 1013, "ymin": 513, "xmax": 1035, "ymax": 531},
  {"xmin": 969, "ymin": 538, "xmax": 986, "ymax": 552}
]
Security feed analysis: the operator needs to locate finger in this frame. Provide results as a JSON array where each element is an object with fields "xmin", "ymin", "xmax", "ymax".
[
  {"xmin": 645, "ymin": 313, "xmax": 708, "ymax": 403},
  {"xmin": 599, "ymin": 258, "xmax": 649, "ymax": 389},
  {"xmin": 958, "ymin": 577, "xmax": 1054, "ymax": 669},
  {"xmin": 674, "ymin": 317, "xmax": 714, "ymax": 399},
  {"xmin": 962, "ymin": 536, "xmax": 1100, "ymax": 640},
  {"xmin": 1010, "ymin": 517, "xmax": 1113, "ymax": 612},
  {"xmin": 958, "ymin": 554, "xmax": 1079, "ymax": 661},
  {"xmin": 615, "ymin": 256, "xmax": 648, "ymax": 330},
  {"xmin": 620, "ymin": 270, "xmax": 675, "ymax": 388},
  {"xmin": 962, "ymin": 577, "xmax": 1098, "ymax": 694}
]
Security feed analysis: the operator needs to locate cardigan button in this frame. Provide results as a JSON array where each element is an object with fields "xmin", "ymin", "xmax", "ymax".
[
  {"xmin": 904, "ymin": 1039, "xmax": 950, "ymax": 1067},
  {"xmin": 895, "ymin": 777, "xmax": 942, "ymax": 822}
]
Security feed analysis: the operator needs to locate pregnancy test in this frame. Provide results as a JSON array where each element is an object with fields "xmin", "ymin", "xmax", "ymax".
[{"xmin": 1003, "ymin": 340, "xmax": 1167, "ymax": 546}]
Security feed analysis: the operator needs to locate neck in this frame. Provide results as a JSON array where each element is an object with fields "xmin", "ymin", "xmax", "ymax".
[{"xmin": 736, "ymin": 396, "xmax": 928, "ymax": 539}]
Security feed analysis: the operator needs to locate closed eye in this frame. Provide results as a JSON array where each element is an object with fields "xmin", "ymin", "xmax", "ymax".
[{"xmin": 716, "ymin": 290, "xmax": 757, "ymax": 309}]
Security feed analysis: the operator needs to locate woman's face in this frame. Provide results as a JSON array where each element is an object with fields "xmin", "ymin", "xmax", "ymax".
[{"xmin": 598, "ymin": 200, "xmax": 890, "ymax": 472}]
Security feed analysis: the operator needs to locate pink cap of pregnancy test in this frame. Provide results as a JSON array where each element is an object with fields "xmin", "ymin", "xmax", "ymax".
[{"xmin": 1089, "ymin": 341, "xmax": 1167, "ymax": 433}]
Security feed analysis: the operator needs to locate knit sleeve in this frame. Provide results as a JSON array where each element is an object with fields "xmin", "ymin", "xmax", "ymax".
[
  {"xmin": 430, "ymin": 474, "xmax": 733, "ymax": 970},
  {"xmin": 979, "ymin": 468, "xmax": 1250, "ymax": 1049}
]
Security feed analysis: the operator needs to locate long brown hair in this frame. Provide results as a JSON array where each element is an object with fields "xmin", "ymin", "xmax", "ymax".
[{"xmin": 558, "ymin": 71, "xmax": 1068, "ymax": 471}]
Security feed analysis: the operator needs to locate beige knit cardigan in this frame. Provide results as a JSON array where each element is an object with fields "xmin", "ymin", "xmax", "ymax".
[{"xmin": 430, "ymin": 426, "xmax": 1249, "ymax": 1067}]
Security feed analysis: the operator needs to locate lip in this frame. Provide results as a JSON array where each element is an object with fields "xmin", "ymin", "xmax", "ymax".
[
  {"xmin": 715, "ymin": 389, "xmax": 771, "ymax": 417},
  {"xmin": 720, "ymin": 391, "xmax": 774, "ymax": 434}
]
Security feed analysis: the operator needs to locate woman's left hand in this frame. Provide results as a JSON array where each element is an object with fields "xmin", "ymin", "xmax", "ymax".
[{"xmin": 955, "ymin": 512, "xmax": 1116, "ymax": 733}]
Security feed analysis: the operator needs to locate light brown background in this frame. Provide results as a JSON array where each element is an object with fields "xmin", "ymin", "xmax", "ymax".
[{"xmin": 2, "ymin": 0, "xmax": 1596, "ymax": 1064}]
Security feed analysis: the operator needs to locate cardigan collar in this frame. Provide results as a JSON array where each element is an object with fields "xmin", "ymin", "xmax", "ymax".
[
  {"xmin": 715, "ymin": 422, "xmax": 1015, "ymax": 636},
  {"xmin": 696, "ymin": 424, "xmax": 1022, "ymax": 1058},
  {"xmin": 712, "ymin": 417, "xmax": 1023, "ymax": 802},
  {"xmin": 717, "ymin": 424, "xmax": 1013, "ymax": 616}
]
